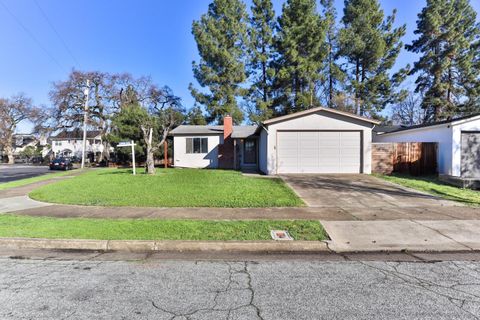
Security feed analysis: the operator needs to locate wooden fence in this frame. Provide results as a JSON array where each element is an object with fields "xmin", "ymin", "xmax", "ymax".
[{"xmin": 372, "ymin": 142, "xmax": 437, "ymax": 176}]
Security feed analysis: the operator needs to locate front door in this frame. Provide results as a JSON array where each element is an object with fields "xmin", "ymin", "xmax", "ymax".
[{"xmin": 244, "ymin": 139, "xmax": 257, "ymax": 164}]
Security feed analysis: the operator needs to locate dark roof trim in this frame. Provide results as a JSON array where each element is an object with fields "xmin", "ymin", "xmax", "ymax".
[{"xmin": 50, "ymin": 130, "xmax": 101, "ymax": 140}]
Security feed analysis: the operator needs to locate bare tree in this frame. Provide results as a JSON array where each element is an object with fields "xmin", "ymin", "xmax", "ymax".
[
  {"xmin": 116, "ymin": 75, "xmax": 184, "ymax": 174},
  {"xmin": 50, "ymin": 70, "xmax": 117, "ymax": 162},
  {"xmin": 0, "ymin": 94, "xmax": 40, "ymax": 164},
  {"xmin": 390, "ymin": 93, "xmax": 425, "ymax": 126}
]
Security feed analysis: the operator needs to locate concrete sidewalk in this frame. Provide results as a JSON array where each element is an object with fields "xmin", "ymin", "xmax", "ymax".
[
  {"xmin": 0, "ymin": 196, "xmax": 51, "ymax": 212},
  {"xmin": 4, "ymin": 200, "xmax": 480, "ymax": 220},
  {"xmin": 322, "ymin": 219, "xmax": 480, "ymax": 252}
]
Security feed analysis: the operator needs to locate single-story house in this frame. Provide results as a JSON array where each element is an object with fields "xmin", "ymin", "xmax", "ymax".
[
  {"xmin": 374, "ymin": 114, "xmax": 480, "ymax": 178},
  {"xmin": 170, "ymin": 107, "xmax": 380, "ymax": 175}
]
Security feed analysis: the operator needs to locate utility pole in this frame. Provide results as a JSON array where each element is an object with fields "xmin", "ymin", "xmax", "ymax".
[{"xmin": 81, "ymin": 79, "xmax": 90, "ymax": 169}]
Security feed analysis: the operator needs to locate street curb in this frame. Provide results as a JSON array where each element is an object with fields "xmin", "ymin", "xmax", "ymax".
[{"xmin": 0, "ymin": 238, "xmax": 330, "ymax": 253}]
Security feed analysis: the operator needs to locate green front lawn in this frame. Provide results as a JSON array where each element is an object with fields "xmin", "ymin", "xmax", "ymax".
[
  {"xmin": 29, "ymin": 168, "xmax": 303, "ymax": 207},
  {"xmin": 0, "ymin": 171, "xmax": 73, "ymax": 191},
  {"xmin": 0, "ymin": 214, "xmax": 326, "ymax": 241},
  {"xmin": 377, "ymin": 174, "xmax": 480, "ymax": 206}
]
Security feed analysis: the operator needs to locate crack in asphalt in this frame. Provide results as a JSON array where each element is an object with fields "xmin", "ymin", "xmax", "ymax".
[
  {"xmin": 359, "ymin": 261, "xmax": 480, "ymax": 319},
  {"xmin": 148, "ymin": 261, "xmax": 264, "ymax": 320},
  {"xmin": 2, "ymin": 258, "xmax": 480, "ymax": 319}
]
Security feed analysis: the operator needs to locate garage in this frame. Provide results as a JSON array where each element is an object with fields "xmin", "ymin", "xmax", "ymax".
[
  {"xmin": 258, "ymin": 106, "xmax": 378, "ymax": 175},
  {"xmin": 461, "ymin": 131, "xmax": 480, "ymax": 178},
  {"xmin": 277, "ymin": 131, "xmax": 362, "ymax": 173}
]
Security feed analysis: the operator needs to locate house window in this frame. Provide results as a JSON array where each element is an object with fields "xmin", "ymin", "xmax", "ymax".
[
  {"xmin": 55, "ymin": 141, "xmax": 62, "ymax": 146},
  {"xmin": 186, "ymin": 137, "xmax": 208, "ymax": 154}
]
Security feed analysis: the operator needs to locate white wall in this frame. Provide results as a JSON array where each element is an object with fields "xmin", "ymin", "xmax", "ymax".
[
  {"xmin": 258, "ymin": 129, "xmax": 268, "ymax": 174},
  {"xmin": 374, "ymin": 125, "xmax": 453, "ymax": 175},
  {"xmin": 263, "ymin": 111, "xmax": 374, "ymax": 175},
  {"xmin": 452, "ymin": 120, "xmax": 480, "ymax": 176},
  {"xmin": 51, "ymin": 138, "xmax": 104, "ymax": 158},
  {"xmin": 173, "ymin": 135, "xmax": 221, "ymax": 168}
]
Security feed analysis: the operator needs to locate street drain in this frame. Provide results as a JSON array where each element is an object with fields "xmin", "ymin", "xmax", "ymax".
[{"xmin": 270, "ymin": 230, "xmax": 293, "ymax": 241}]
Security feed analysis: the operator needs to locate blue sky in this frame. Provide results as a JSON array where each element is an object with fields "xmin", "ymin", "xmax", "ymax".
[{"xmin": 1, "ymin": 0, "xmax": 479, "ymax": 132}]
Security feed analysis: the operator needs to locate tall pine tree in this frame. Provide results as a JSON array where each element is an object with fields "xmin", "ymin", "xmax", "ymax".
[
  {"xmin": 406, "ymin": 0, "xmax": 480, "ymax": 122},
  {"xmin": 339, "ymin": 0, "xmax": 407, "ymax": 117},
  {"xmin": 246, "ymin": 0, "xmax": 276, "ymax": 122},
  {"xmin": 320, "ymin": 0, "xmax": 344, "ymax": 108},
  {"xmin": 189, "ymin": 0, "xmax": 249, "ymax": 124},
  {"xmin": 273, "ymin": 0, "xmax": 327, "ymax": 114}
]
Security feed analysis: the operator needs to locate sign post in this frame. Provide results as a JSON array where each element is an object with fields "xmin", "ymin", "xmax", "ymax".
[
  {"xmin": 131, "ymin": 140, "xmax": 136, "ymax": 175},
  {"xmin": 117, "ymin": 141, "xmax": 136, "ymax": 175}
]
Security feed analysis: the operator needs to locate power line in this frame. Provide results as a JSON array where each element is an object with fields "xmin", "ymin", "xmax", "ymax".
[
  {"xmin": 0, "ymin": 0, "xmax": 66, "ymax": 72},
  {"xmin": 33, "ymin": 0, "xmax": 80, "ymax": 68}
]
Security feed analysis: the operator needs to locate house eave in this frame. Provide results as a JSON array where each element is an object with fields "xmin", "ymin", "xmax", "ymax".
[{"xmin": 262, "ymin": 106, "xmax": 381, "ymax": 126}]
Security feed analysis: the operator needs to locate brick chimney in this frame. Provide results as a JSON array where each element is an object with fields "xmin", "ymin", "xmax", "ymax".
[
  {"xmin": 223, "ymin": 115, "xmax": 233, "ymax": 140},
  {"xmin": 218, "ymin": 115, "xmax": 235, "ymax": 169}
]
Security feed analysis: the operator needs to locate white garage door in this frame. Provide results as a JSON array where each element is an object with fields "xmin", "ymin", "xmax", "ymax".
[{"xmin": 277, "ymin": 131, "xmax": 361, "ymax": 174}]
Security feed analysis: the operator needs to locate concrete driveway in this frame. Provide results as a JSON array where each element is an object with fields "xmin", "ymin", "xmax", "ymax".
[{"xmin": 281, "ymin": 174, "xmax": 457, "ymax": 208}]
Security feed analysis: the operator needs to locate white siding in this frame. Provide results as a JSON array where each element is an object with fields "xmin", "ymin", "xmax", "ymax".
[
  {"xmin": 173, "ymin": 135, "xmax": 221, "ymax": 168},
  {"xmin": 51, "ymin": 138, "xmax": 104, "ymax": 158},
  {"xmin": 374, "ymin": 125, "xmax": 453, "ymax": 175},
  {"xmin": 265, "ymin": 111, "xmax": 373, "ymax": 175},
  {"xmin": 258, "ymin": 129, "xmax": 268, "ymax": 174}
]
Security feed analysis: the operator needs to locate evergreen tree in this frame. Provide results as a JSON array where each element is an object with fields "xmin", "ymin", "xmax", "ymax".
[
  {"xmin": 320, "ymin": 0, "xmax": 344, "ymax": 107},
  {"xmin": 190, "ymin": 0, "xmax": 249, "ymax": 124},
  {"xmin": 339, "ymin": 0, "xmax": 407, "ymax": 117},
  {"xmin": 246, "ymin": 0, "xmax": 276, "ymax": 122},
  {"xmin": 406, "ymin": 0, "xmax": 480, "ymax": 122},
  {"xmin": 185, "ymin": 106, "xmax": 208, "ymax": 125},
  {"xmin": 273, "ymin": 0, "xmax": 327, "ymax": 114}
]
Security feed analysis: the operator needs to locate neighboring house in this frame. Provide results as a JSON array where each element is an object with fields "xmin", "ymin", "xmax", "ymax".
[
  {"xmin": 0, "ymin": 134, "xmax": 45, "ymax": 161},
  {"xmin": 374, "ymin": 114, "xmax": 480, "ymax": 179},
  {"xmin": 171, "ymin": 107, "xmax": 380, "ymax": 175},
  {"xmin": 12, "ymin": 134, "xmax": 39, "ymax": 155},
  {"xmin": 50, "ymin": 129, "xmax": 104, "ymax": 162}
]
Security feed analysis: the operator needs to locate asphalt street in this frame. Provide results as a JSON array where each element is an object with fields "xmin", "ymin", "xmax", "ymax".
[
  {"xmin": 0, "ymin": 254, "xmax": 479, "ymax": 319},
  {"xmin": 0, "ymin": 165, "xmax": 50, "ymax": 183}
]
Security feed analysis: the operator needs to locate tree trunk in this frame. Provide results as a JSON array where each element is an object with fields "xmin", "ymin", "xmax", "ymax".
[
  {"xmin": 145, "ymin": 128, "xmax": 156, "ymax": 175},
  {"xmin": 5, "ymin": 145, "xmax": 14, "ymax": 164},
  {"xmin": 328, "ymin": 38, "xmax": 334, "ymax": 107},
  {"xmin": 355, "ymin": 58, "xmax": 360, "ymax": 115},
  {"xmin": 262, "ymin": 45, "xmax": 268, "ymax": 104},
  {"xmin": 360, "ymin": 65, "xmax": 366, "ymax": 116},
  {"xmin": 145, "ymin": 146, "xmax": 155, "ymax": 175},
  {"xmin": 98, "ymin": 141, "xmax": 110, "ymax": 163}
]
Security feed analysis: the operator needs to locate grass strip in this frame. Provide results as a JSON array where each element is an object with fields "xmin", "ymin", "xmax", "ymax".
[
  {"xmin": 376, "ymin": 174, "xmax": 480, "ymax": 206},
  {"xmin": 0, "ymin": 215, "xmax": 326, "ymax": 241}
]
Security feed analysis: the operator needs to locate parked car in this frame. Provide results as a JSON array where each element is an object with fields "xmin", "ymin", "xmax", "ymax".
[{"xmin": 49, "ymin": 157, "xmax": 74, "ymax": 170}]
